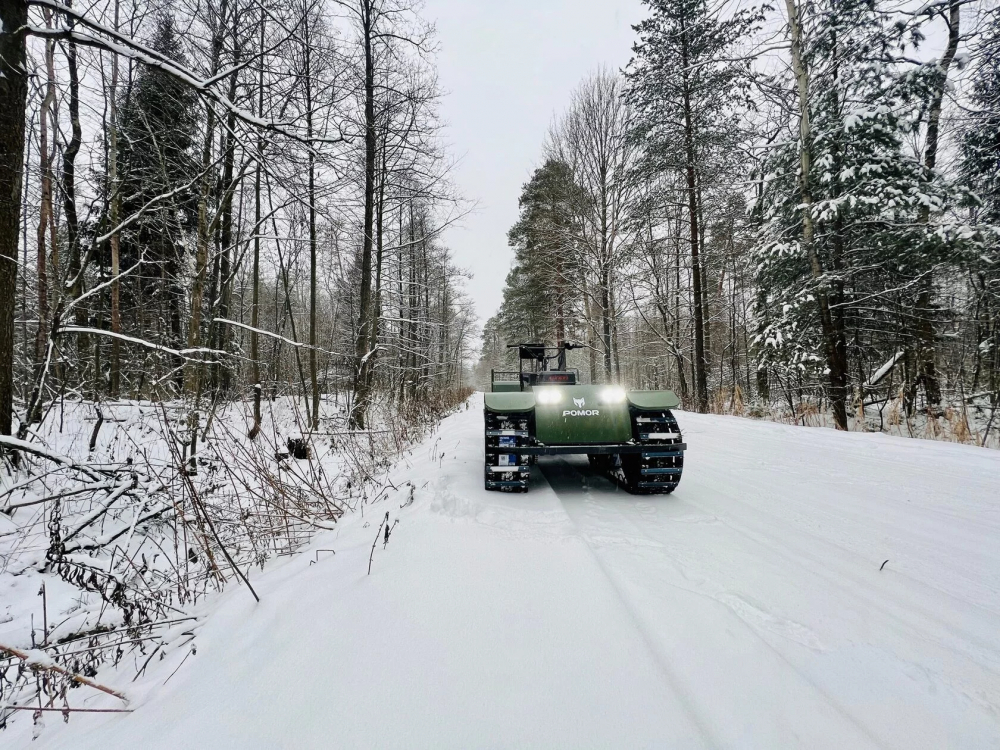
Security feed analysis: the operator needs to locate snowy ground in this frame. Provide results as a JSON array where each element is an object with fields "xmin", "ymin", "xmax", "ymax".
[{"xmin": 18, "ymin": 393, "xmax": 1000, "ymax": 748}]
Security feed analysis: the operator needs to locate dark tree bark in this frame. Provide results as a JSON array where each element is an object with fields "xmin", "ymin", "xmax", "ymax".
[
  {"xmin": 600, "ymin": 264, "xmax": 613, "ymax": 379},
  {"xmin": 62, "ymin": 29, "xmax": 87, "ymax": 368},
  {"xmin": 108, "ymin": 1, "xmax": 121, "ymax": 397},
  {"xmin": 350, "ymin": 0, "xmax": 376, "ymax": 429},
  {"xmin": 368, "ymin": 133, "xmax": 386, "ymax": 394},
  {"xmin": 0, "ymin": 0, "xmax": 29, "ymax": 435},
  {"xmin": 35, "ymin": 33, "xmax": 55, "ymax": 375},
  {"xmin": 249, "ymin": 9, "xmax": 265, "ymax": 439},
  {"xmin": 407, "ymin": 202, "xmax": 418, "ymax": 400},
  {"xmin": 211, "ymin": 59, "xmax": 239, "ymax": 395},
  {"xmin": 679, "ymin": 13, "xmax": 709, "ymax": 413}
]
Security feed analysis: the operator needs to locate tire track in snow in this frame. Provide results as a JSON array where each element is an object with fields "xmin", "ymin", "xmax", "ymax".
[
  {"xmin": 538, "ymin": 457, "xmax": 887, "ymax": 750},
  {"xmin": 530, "ymin": 460, "xmax": 723, "ymax": 750}
]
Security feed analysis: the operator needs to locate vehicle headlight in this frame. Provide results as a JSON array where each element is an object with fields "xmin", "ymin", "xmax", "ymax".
[
  {"xmin": 535, "ymin": 388, "xmax": 563, "ymax": 404},
  {"xmin": 601, "ymin": 386, "xmax": 627, "ymax": 403}
]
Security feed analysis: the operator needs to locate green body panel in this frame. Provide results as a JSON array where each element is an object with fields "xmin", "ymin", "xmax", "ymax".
[
  {"xmin": 627, "ymin": 390, "xmax": 681, "ymax": 410},
  {"xmin": 532, "ymin": 385, "xmax": 632, "ymax": 445},
  {"xmin": 484, "ymin": 385, "xmax": 681, "ymax": 445},
  {"xmin": 491, "ymin": 382, "xmax": 521, "ymax": 393},
  {"xmin": 484, "ymin": 392, "xmax": 535, "ymax": 412}
]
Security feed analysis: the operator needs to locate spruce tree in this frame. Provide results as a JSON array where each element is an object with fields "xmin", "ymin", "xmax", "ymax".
[
  {"xmin": 753, "ymin": 0, "xmax": 964, "ymax": 421},
  {"xmin": 111, "ymin": 14, "xmax": 200, "ymax": 387},
  {"xmin": 961, "ymin": 16, "xmax": 1000, "ymax": 413}
]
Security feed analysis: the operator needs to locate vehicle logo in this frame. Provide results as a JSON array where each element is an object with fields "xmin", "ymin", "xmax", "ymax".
[{"xmin": 564, "ymin": 395, "xmax": 599, "ymax": 417}]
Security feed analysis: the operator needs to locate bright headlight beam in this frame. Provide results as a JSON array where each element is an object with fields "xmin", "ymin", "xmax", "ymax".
[
  {"xmin": 535, "ymin": 388, "xmax": 563, "ymax": 404},
  {"xmin": 601, "ymin": 387, "xmax": 627, "ymax": 403}
]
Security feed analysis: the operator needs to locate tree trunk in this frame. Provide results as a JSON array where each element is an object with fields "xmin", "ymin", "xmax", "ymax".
[
  {"xmin": 350, "ymin": 0, "xmax": 376, "ymax": 429},
  {"xmin": 683, "ymin": 127, "xmax": 708, "ymax": 411},
  {"xmin": 63, "ymin": 31, "xmax": 87, "ymax": 377},
  {"xmin": 673, "ymin": 224, "xmax": 688, "ymax": 399},
  {"xmin": 679, "ymin": 13, "xmax": 709, "ymax": 413},
  {"xmin": 915, "ymin": 0, "xmax": 960, "ymax": 412},
  {"xmin": 185, "ymin": 0, "xmax": 227, "ymax": 471},
  {"xmin": 610, "ymin": 285, "xmax": 622, "ymax": 382},
  {"xmin": 580, "ymin": 265, "xmax": 597, "ymax": 383},
  {"xmin": 0, "ymin": 0, "xmax": 28, "ymax": 435},
  {"xmin": 406, "ymin": 201, "xmax": 417, "ymax": 400},
  {"xmin": 600, "ymin": 265, "xmax": 613, "ymax": 380},
  {"xmin": 186, "ymin": 0, "xmax": 226, "ymax": 397},
  {"xmin": 784, "ymin": 0, "xmax": 849, "ymax": 429},
  {"xmin": 368, "ymin": 141, "xmax": 385, "ymax": 391},
  {"xmin": 249, "ymin": 9, "xmax": 265, "ymax": 439},
  {"xmin": 108, "ymin": 4, "xmax": 121, "ymax": 397},
  {"xmin": 186, "ymin": 112, "xmax": 215, "ymax": 391},
  {"xmin": 35, "ymin": 32, "xmax": 55, "ymax": 380},
  {"xmin": 304, "ymin": 11, "xmax": 320, "ymax": 430},
  {"xmin": 213, "ymin": 61, "xmax": 239, "ymax": 396}
]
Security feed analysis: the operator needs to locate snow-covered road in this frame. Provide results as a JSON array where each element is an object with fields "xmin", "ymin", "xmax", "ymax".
[{"xmin": 39, "ymin": 394, "xmax": 1000, "ymax": 749}]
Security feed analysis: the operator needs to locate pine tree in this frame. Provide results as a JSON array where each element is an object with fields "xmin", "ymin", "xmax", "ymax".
[
  {"xmin": 625, "ymin": 0, "xmax": 758, "ymax": 412},
  {"xmin": 502, "ymin": 159, "xmax": 583, "ymax": 347}
]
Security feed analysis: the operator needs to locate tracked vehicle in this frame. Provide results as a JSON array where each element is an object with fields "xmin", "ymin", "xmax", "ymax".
[{"xmin": 485, "ymin": 343, "xmax": 686, "ymax": 493}]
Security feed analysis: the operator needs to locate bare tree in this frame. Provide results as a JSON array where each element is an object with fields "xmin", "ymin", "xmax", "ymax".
[{"xmin": 548, "ymin": 69, "xmax": 640, "ymax": 384}]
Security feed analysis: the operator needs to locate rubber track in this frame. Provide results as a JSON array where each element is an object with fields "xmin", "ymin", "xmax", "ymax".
[
  {"xmin": 606, "ymin": 409, "xmax": 685, "ymax": 494},
  {"xmin": 484, "ymin": 409, "xmax": 532, "ymax": 491}
]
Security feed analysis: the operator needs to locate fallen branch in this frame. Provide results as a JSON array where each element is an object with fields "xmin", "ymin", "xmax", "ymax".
[
  {"xmin": 0, "ymin": 436, "xmax": 105, "ymax": 482},
  {"xmin": 1, "ymin": 480, "xmax": 117, "ymax": 514},
  {"xmin": 1, "ymin": 705, "xmax": 133, "ymax": 714},
  {"xmin": 864, "ymin": 351, "xmax": 905, "ymax": 388},
  {"xmin": 61, "ymin": 501, "xmax": 172, "ymax": 554},
  {"xmin": 0, "ymin": 644, "xmax": 128, "ymax": 703},
  {"xmin": 62, "ymin": 479, "xmax": 136, "ymax": 542},
  {"xmin": 216, "ymin": 318, "xmax": 350, "ymax": 358},
  {"xmin": 60, "ymin": 326, "xmax": 232, "ymax": 362}
]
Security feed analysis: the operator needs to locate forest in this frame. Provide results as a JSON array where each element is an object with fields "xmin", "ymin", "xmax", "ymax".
[
  {"xmin": 0, "ymin": 0, "xmax": 475, "ymax": 441},
  {"xmin": 482, "ymin": 0, "xmax": 1000, "ymax": 447},
  {"xmin": 0, "ymin": 0, "xmax": 475, "ymax": 723},
  {"xmin": 0, "ymin": 0, "xmax": 999, "ymax": 739}
]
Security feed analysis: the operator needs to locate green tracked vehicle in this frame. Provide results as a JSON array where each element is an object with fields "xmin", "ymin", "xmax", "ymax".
[{"xmin": 485, "ymin": 343, "xmax": 686, "ymax": 493}]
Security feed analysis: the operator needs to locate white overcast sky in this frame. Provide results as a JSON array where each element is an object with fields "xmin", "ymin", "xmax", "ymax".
[{"xmin": 423, "ymin": 0, "xmax": 646, "ymax": 326}]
